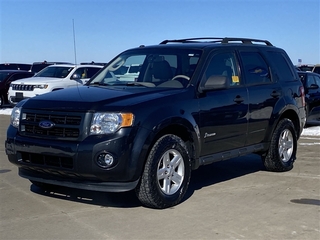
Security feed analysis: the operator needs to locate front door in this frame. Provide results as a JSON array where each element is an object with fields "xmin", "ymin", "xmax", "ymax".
[{"xmin": 198, "ymin": 51, "xmax": 248, "ymax": 156}]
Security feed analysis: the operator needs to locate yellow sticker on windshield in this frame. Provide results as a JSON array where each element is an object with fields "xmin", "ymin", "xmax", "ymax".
[{"xmin": 232, "ymin": 76, "xmax": 239, "ymax": 83}]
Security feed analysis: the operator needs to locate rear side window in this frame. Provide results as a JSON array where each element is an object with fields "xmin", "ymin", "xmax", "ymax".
[
  {"xmin": 267, "ymin": 51, "xmax": 295, "ymax": 81},
  {"xmin": 239, "ymin": 51, "xmax": 271, "ymax": 85}
]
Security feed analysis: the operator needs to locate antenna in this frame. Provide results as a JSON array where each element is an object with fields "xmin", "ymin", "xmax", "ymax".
[{"xmin": 72, "ymin": 19, "xmax": 77, "ymax": 65}]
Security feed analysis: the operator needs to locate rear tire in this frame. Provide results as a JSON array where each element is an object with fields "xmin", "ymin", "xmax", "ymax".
[
  {"xmin": 136, "ymin": 134, "xmax": 191, "ymax": 209},
  {"xmin": 263, "ymin": 118, "xmax": 297, "ymax": 172}
]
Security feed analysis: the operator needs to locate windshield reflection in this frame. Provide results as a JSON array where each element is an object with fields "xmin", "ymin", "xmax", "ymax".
[{"xmin": 88, "ymin": 49, "xmax": 201, "ymax": 88}]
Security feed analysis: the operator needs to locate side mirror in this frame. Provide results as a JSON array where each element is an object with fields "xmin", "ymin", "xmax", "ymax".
[
  {"xmin": 72, "ymin": 73, "xmax": 81, "ymax": 79},
  {"xmin": 308, "ymin": 83, "xmax": 319, "ymax": 90},
  {"xmin": 200, "ymin": 75, "xmax": 228, "ymax": 91}
]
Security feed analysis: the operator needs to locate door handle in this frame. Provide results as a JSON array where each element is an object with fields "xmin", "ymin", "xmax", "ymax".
[
  {"xmin": 271, "ymin": 90, "xmax": 281, "ymax": 98},
  {"xmin": 233, "ymin": 95, "xmax": 244, "ymax": 103}
]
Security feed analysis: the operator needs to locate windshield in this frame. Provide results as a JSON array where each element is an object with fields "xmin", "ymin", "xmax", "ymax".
[
  {"xmin": 87, "ymin": 49, "xmax": 201, "ymax": 88},
  {"xmin": 35, "ymin": 66, "xmax": 74, "ymax": 78}
]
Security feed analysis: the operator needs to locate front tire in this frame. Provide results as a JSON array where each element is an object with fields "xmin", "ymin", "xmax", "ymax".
[
  {"xmin": 263, "ymin": 118, "xmax": 297, "ymax": 172},
  {"xmin": 136, "ymin": 134, "xmax": 191, "ymax": 209}
]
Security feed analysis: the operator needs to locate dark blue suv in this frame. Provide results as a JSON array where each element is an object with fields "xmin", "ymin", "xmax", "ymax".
[
  {"xmin": 0, "ymin": 70, "xmax": 34, "ymax": 107},
  {"xmin": 298, "ymin": 71, "xmax": 320, "ymax": 125},
  {"xmin": 6, "ymin": 38, "xmax": 306, "ymax": 208}
]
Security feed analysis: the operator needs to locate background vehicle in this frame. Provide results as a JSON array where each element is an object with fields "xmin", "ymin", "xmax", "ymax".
[
  {"xmin": 298, "ymin": 71, "xmax": 320, "ymax": 125},
  {"xmin": 114, "ymin": 64, "xmax": 142, "ymax": 81},
  {"xmin": 0, "ymin": 70, "xmax": 34, "ymax": 107},
  {"xmin": 80, "ymin": 62, "xmax": 107, "ymax": 66},
  {"xmin": 6, "ymin": 37, "xmax": 306, "ymax": 209},
  {"xmin": 296, "ymin": 64, "xmax": 314, "ymax": 72},
  {"xmin": 0, "ymin": 63, "xmax": 31, "ymax": 71},
  {"xmin": 30, "ymin": 61, "xmax": 73, "ymax": 74},
  {"xmin": 311, "ymin": 64, "xmax": 320, "ymax": 74},
  {"xmin": 8, "ymin": 64, "xmax": 102, "ymax": 105}
]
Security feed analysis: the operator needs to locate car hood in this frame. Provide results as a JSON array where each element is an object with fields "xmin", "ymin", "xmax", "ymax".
[
  {"xmin": 10, "ymin": 77, "xmax": 69, "ymax": 84},
  {"xmin": 19, "ymin": 85, "xmax": 186, "ymax": 112}
]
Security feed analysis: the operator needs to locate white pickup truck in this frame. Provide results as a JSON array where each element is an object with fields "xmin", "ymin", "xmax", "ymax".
[{"xmin": 8, "ymin": 64, "xmax": 103, "ymax": 105}]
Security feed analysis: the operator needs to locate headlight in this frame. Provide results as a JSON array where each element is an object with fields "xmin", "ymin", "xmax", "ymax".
[
  {"xmin": 90, "ymin": 112, "xmax": 134, "ymax": 135},
  {"xmin": 34, "ymin": 84, "xmax": 48, "ymax": 89},
  {"xmin": 10, "ymin": 106, "xmax": 21, "ymax": 128}
]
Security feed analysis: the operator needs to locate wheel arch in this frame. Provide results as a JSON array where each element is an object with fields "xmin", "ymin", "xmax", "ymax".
[
  {"xmin": 151, "ymin": 123, "xmax": 199, "ymax": 169},
  {"xmin": 268, "ymin": 108, "xmax": 302, "ymax": 143},
  {"xmin": 130, "ymin": 116, "xmax": 201, "ymax": 182},
  {"xmin": 52, "ymin": 88, "xmax": 64, "ymax": 91}
]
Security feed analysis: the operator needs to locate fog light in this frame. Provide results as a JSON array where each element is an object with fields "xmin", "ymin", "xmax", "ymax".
[{"xmin": 97, "ymin": 153, "xmax": 114, "ymax": 168}]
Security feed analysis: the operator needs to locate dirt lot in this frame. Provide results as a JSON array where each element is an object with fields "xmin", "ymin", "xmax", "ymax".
[{"xmin": 0, "ymin": 114, "xmax": 319, "ymax": 240}]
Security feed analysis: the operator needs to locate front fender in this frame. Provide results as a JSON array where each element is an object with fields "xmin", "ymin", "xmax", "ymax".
[{"xmin": 128, "ymin": 105, "xmax": 201, "ymax": 180}]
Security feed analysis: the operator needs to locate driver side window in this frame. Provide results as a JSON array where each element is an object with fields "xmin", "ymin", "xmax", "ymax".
[{"xmin": 204, "ymin": 52, "xmax": 240, "ymax": 88}]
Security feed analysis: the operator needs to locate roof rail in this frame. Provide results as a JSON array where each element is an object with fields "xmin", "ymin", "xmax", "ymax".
[{"xmin": 160, "ymin": 37, "xmax": 273, "ymax": 46}]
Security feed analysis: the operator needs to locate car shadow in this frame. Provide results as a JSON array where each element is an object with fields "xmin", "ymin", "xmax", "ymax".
[
  {"xmin": 30, "ymin": 154, "xmax": 264, "ymax": 209},
  {"xmin": 182, "ymin": 154, "xmax": 264, "ymax": 203}
]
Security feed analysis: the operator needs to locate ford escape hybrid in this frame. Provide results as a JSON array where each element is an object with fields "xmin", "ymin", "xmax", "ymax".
[{"xmin": 6, "ymin": 37, "xmax": 306, "ymax": 209}]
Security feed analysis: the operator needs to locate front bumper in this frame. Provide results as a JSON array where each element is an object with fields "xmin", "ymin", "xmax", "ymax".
[
  {"xmin": 5, "ymin": 125, "xmax": 142, "ymax": 192},
  {"xmin": 19, "ymin": 168, "xmax": 139, "ymax": 192}
]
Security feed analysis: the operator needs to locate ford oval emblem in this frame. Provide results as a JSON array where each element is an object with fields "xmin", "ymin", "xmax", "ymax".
[{"xmin": 39, "ymin": 120, "xmax": 55, "ymax": 129}]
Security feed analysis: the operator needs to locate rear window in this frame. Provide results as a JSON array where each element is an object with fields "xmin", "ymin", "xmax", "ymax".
[{"xmin": 267, "ymin": 51, "xmax": 295, "ymax": 81}]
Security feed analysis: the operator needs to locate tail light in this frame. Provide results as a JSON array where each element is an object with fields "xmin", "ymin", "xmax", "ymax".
[{"xmin": 299, "ymin": 86, "xmax": 305, "ymax": 107}]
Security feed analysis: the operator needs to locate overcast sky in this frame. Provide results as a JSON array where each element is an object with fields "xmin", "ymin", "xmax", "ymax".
[{"xmin": 1, "ymin": 0, "xmax": 319, "ymax": 65}]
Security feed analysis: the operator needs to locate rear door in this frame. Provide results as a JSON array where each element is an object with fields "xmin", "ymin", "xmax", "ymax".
[
  {"xmin": 306, "ymin": 73, "xmax": 320, "ymax": 113},
  {"xmin": 198, "ymin": 50, "xmax": 249, "ymax": 155},
  {"xmin": 238, "ymin": 49, "xmax": 284, "ymax": 145}
]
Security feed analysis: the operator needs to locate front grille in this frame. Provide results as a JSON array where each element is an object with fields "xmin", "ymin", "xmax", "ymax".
[
  {"xmin": 12, "ymin": 84, "xmax": 35, "ymax": 91},
  {"xmin": 20, "ymin": 111, "xmax": 84, "ymax": 139},
  {"xmin": 20, "ymin": 151, "xmax": 73, "ymax": 169},
  {"xmin": 24, "ymin": 125, "xmax": 80, "ymax": 138}
]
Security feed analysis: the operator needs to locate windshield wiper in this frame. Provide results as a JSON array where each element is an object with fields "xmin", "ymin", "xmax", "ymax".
[
  {"xmin": 126, "ymin": 82, "xmax": 155, "ymax": 87},
  {"xmin": 89, "ymin": 81, "xmax": 155, "ymax": 87}
]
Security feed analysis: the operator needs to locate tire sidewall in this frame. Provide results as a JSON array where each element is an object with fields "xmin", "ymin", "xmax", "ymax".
[
  {"xmin": 266, "ymin": 118, "xmax": 297, "ymax": 171},
  {"xmin": 140, "ymin": 134, "xmax": 191, "ymax": 208}
]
